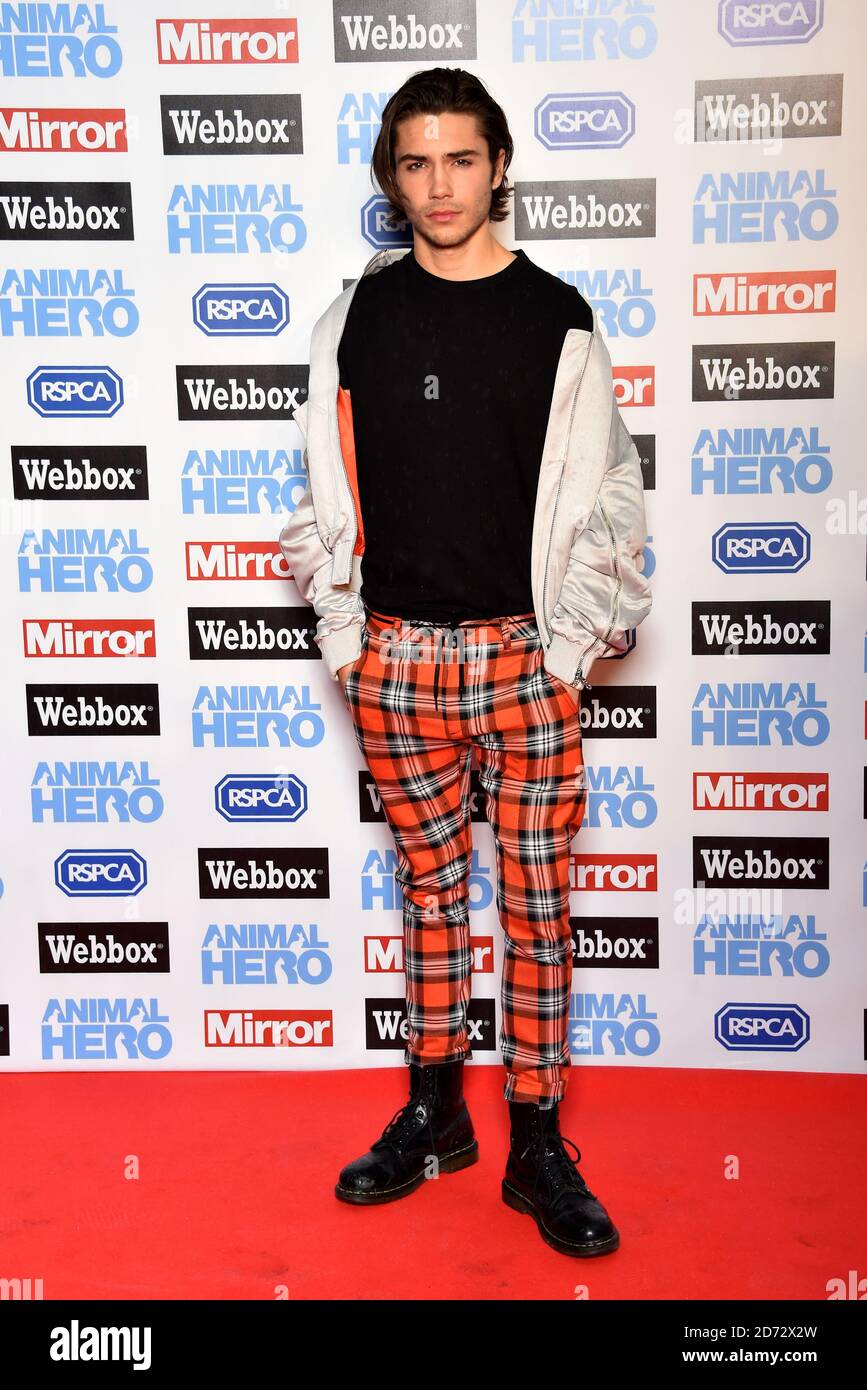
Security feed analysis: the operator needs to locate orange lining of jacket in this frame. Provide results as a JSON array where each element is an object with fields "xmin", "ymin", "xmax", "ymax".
[{"xmin": 336, "ymin": 385, "xmax": 365, "ymax": 558}]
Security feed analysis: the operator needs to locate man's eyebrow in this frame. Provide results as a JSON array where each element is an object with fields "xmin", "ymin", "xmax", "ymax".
[{"xmin": 396, "ymin": 148, "xmax": 481, "ymax": 162}]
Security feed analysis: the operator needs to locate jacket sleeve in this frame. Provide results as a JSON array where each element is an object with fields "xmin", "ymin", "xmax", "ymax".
[
  {"xmin": 278, "ymin": 416, "xmax": 365, "ymax": 681},
  {"xmin": 544, "ymin": 407, "xmax": 652, "ymax": 690}
]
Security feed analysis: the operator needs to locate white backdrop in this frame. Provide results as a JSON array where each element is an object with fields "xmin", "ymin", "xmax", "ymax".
[{"xmin": 1, "ymin": 0, "xmax": 864, "ymax": 1076}]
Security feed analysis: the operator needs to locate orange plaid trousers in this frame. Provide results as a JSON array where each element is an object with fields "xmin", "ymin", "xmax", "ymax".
[{"xmin": 342, "ymin": 606, "xmax": 587, "ymax": 1108}]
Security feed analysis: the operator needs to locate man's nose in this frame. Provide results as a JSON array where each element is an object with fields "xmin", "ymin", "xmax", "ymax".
[{"xmin": 428, "ymin": 164, "xmax": 453, "ymax": 196}]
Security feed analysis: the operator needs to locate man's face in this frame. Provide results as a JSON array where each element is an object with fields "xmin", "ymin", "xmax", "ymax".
[{"xmin": 391, "ymin": 110, "xmax": 505, "ymax": 248}]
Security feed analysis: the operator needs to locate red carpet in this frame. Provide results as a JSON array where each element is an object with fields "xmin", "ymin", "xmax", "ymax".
[{"xmin": 2, "ymin": 1065, "xmax": 863, "ymax": 1300}]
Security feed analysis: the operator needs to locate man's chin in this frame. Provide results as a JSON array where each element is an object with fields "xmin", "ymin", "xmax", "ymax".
[{"xmin": 412, "ymin": 216, "xmax": 478, "ymax": 249}]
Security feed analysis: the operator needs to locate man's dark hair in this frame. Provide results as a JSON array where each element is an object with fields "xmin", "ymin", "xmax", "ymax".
[{"xmin": 370, "ymin": 66, "xmax": 514, "ymax": 229}]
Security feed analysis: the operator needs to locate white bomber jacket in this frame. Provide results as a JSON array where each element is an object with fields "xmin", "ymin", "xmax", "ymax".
[{"xmin": 279, "ymin": 246, "xmax": 652, "ymax": 691}]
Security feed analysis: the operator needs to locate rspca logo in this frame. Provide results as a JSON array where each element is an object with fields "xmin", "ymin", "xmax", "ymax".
[
  {"xmin": 0, "ymin": 3, "xmax": 122, "ymax": 77},
  {"xmin": 31, "ymin": 761, "xmax": 163, "ymax": 824},
  {"xmin": 361, "ymin": 194, "xmax": 412, "ymax": 248},
  {"xmin": 192, "ymin": 282, "xmax": 288, "ymax": 336},
  {"xmin": 714, "ymin": 1002, "xmax": 809, "ymax": 1052},
  {"xmin": 166, "ymin": 183, "xmax": 306, "ymax": 254},
  {"xmin": 535, "ymin": 92, "xmax": 635, "ymax": 150},
  {"xmin": 27, "ymin": 365, "xmax": 122, "ymax": 417},
  {"xmin": 215, "ymin": 773, "xmax": 308, "ymax": 823},
  {"xmin": 511, "ymin": 1, "xmax": 658, "ymax": 62},
  {"xmin": 1, "ymin": 267, "xmax": 137, "ymax": 336},
  {"xmin": 691, "ymin": 424, "xmax": 832, "ymax": 494},
  {"xmin": 718, "ymin": 1, "xmax": 824, "ymax": 47},
  {"xmin": 54, "ymin": 849, "xmax": 147, "ymax": 897},
  {"xmin": 712, "ymin": 521, "xmax": 810, "ymax": 573},
  {"xmin": 693, "ymin": 168, "xmax": 837, "ymax": 244}
]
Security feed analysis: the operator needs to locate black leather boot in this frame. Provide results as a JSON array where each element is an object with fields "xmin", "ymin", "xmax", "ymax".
[
  {"xmin": 502, "ymin": 1099, "xmax": 620, "ymax": 1256},
  {"xmin": 335, "ymin": 1057, "xmax": 478, "ymax": 1205}
]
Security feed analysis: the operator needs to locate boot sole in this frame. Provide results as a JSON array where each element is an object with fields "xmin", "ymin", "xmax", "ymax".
[
  {"xmin": 335, "ymin": 1138, "xmax": 479, "ymax": 1206},
  {"xmin": 501, "ymin": 1178, "xmax": 620, "ymax": 1257}
]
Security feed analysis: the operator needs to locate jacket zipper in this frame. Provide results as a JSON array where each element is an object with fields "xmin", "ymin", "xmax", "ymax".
[
  {"xmin": 570, "ymin": 495, "xmax": 623, "ymax": 692},
  {"xmin": 329, "ymin": 401, "xmax": 349, "ymax": 551},
  {"xmin": 596, "ymin": 495, "xmax": 623, "ymax": 645},
  {"xmin": 584, "ymin": 495, "xmax": 622, "ymax": 687},
  {"xmin": 330, "ymin": 250, "xmax": 397, "ymax": 561},
  {"xmin": 541, "ymin": 329, "xmax": 594, "ymax": 648},
  {"xmin": 329, "ymin": 352, "xmax": 358, "ymax": 559},
  {"xmin": 575, "ymin": 649, "xmax": 593, "ymax": 690}
]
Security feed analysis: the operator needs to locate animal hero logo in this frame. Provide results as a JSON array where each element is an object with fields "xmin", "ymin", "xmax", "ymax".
[{"xmin": 0, "ymin": 4, "xmax": 123, "ymax": 77}]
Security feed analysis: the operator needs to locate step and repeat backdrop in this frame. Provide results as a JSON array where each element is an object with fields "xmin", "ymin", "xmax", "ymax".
[{"xmin": 1, "ymin": 0, "xmax": 864, "ymax": 1076}]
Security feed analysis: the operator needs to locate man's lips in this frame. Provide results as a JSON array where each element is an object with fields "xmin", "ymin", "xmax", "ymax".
[{"xmin": 428, "ymin": 210, "xmax": 459, "ymax": 219}]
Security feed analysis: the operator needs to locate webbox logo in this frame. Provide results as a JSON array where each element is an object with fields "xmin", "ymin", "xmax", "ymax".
[
  {"xmin": 332, "ymin": 3, "xmax": 477, "ymax": 62},
  {"xmin": 159, "ymin": 95, "xmax": 303, "ymax": 156},
  {"xmin": 0, "ymin": 182, "xmax": 134, "ymax": 240},
  {"xmin": 12, "ymin": 446, "xmax": 148, "ymax": 501}
]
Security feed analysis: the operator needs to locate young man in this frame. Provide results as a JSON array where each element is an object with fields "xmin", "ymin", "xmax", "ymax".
[{"xmin": 279, "ymin": 68, "xmax": 652, "ymax": 1258}]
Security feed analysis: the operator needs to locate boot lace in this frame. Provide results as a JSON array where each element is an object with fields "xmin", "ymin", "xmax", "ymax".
[
  {"xmin": 371, "ymin": 1098, "xmax": 436, "ymax": 1160},
  {"xmin": 520, "ymin": 1130, "xmax": 599, "ymax": 1210}
]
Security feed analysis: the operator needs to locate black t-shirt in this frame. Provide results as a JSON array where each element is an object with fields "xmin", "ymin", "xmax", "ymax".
[{"xmin": 336, "ymin": 246, "xmax": 593, "ymax": 624}]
